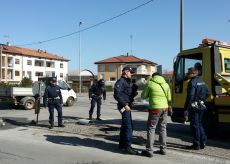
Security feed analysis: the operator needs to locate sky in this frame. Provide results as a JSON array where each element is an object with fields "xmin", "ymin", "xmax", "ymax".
[{"xmin": 1, "ymin": 0, "xmax": 230, "ymax": 74}]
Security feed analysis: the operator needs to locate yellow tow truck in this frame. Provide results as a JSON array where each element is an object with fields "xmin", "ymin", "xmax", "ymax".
[{"xmin": 171, "ymin": 38, "xmax": 230, "ymax": 131}]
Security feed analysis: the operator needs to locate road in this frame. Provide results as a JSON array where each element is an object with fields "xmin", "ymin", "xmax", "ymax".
[{"xmin": 0, "ymin": 92, "xmax": 229, "ymax": 164}]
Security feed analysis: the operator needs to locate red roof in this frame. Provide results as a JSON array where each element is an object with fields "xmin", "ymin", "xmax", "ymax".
[
  {"xmin": 95, "ymin": 55, "xmax": 157, "ymax": 65},
  {"xmin": 1, "ymin": 44, "xmax": 69, "ymax": 61}
]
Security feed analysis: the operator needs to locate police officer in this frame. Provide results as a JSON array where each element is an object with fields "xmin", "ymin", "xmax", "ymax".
[
  {"xmin": 43, "ymin": 77, "xmax": 64, "ymax": 129},
  {"xmin": 184, "ymin": 68, "xmax": 210, "ymax": 150},
  {"xmin": 114, "ymin": 66, "xmax": 138, "ymax": 155},
  {"xmin": 89, "ymin": 78, "xmax": 106, "ymax": 121}
]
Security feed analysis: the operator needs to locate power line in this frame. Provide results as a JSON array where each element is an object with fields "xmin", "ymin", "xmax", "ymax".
[{"xmin": 16, "ymin": 0, "xmax": 155, "ymax": 47}]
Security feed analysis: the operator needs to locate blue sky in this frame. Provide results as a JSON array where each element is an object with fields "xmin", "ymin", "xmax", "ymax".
[{"xmin": 1, "ymin": 0, "xmax": 230, "ymax": 74}]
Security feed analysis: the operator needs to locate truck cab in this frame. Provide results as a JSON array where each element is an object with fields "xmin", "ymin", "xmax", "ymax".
[{"xmin": 171, "ymin": 38, "xmax": 230, "ymax": 130}]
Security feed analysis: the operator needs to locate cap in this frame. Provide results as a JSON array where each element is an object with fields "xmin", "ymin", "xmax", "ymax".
[
  {"xmin": 122, "ymin": 67, "xmax": 135, "ymax": 73},
  {"xmin": 50, "ymin": 77, "xmax": 57, "ymax": 82}
]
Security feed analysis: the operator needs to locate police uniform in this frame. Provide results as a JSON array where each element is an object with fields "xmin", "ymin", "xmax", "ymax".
[
  {"xmin": 89, "ymin": 79, "xmax": 106, "ymax": 120},
  {"xmin": 43, "ymin": 78, "xmax": 64, "ymax": 128},
  {"xmin": 185, "ymin": 75, "xmax": 210, "ymax": 149},
  {"xmin": 114, "ymin": 67, "xmax": 138, "ymax": 153}
]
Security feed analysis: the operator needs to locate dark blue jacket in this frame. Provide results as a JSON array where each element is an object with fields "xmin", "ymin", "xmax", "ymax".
[
  {"xmin": 89, "ymin": 82, "xmax": 106, "ymax": 100},
  {"xmin": 43, "ymin": 84, "xmax": 63, "ymax": 107},
  {"xmin": 185, "ymin": 76, "xmax": 210, "ymax": 110},
  {"xmin": 114, "ymin": 76, "xmax": 137, "ymax": 110}
]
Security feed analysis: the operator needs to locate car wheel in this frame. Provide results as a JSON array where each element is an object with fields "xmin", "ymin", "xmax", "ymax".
[
  {"xmin": 66, "ymin": 97, "xmax": 74, "ymax": 106},
  {"xmin": 24, "ymin": 99, "xmax": 35, "ymax": 110}
]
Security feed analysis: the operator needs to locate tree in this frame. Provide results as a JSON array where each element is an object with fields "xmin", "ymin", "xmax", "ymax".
[{"xmin": 20, "ymin": 77, "xmax": 33, "ymax": 87}]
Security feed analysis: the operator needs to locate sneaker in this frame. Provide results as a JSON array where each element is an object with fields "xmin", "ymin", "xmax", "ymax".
[
  {"xmin": 121, "ymin": 147, "xmax": 138, "ymax": 155},
  {"xmin": 200, "ymin": 144, "xmax": 206, "ymax": 149},
  {"xmin": 96, "ymin": 117, "xmax": 102, "ymax": 121},
  {"xmin": 58, "ymin": 124, "xmax": 65, "ymax": 127},
  {"xmin": 141, "ymin": 150, "xmax": 153, "ymax": 157},
  {"xmin": 49, "ymin": 125, "xmax": 54, "ymax": 129},
  {"xmin": 159, "ymin": 149, "xmax": 166, "ymax": 155},
  {"xmin": 186, "ymin": 145, "xmax": 200, "ymax": 150}
]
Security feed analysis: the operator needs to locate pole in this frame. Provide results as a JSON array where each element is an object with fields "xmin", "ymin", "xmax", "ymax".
[
  {"xmin": 180, "ymin": 0, "xmax": 184, "ymax": 52},
  {"xmin": 79, "ymin": 22, "xmax": 82, "ymax": 94}
]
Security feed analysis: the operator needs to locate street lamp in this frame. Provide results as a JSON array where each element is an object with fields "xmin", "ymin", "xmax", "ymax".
[{"xmin": 79, "ymin": 21, "xmax": 83, "ymax": 94}]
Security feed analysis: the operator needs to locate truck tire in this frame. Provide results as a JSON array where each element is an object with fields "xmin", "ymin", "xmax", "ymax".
[
  {"xmin": 66, "ymin": 97, "xmax": 74, "ymax": 106},
  {"xmin": 24, "ymin": 99, "xmax": 35, "ymax": 110}
]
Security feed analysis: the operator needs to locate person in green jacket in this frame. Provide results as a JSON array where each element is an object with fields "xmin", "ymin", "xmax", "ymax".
[{"xmin": 141, "ymin": 72, "xmax": 171, "ymax": 157}]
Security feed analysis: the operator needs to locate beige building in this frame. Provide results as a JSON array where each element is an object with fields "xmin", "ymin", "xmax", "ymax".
[{"xmin": 95, "ymin": 54, "xmax": 157, "ymax": 86}]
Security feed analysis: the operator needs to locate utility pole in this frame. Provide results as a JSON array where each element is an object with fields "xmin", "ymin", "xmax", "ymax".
[
  {"xmin": 180, "ymin": 0, "xmax": 184, "ymax": 52},
  {"xmin": 79, "ymin": 22, "xmax": 83, "ymax": 94}
]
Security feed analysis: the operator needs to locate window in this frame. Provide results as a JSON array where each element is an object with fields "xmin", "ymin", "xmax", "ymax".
[
  {"xmin": 108, "ymin": 64, "xmax": 116, "ymax": 72},
  {"xmin": 27, "ymin": 60, "xmax": 32, "ymax": 65},
  {"xmin": 110, "ymin": 77, "xmax": 116, "ymax": 81},
  {"xmin": 99, "ymin": 65, "xmax": 105, "ymax": 72},
  {"xmin": 15, "ymin": 71, "xmax": 20, "ymax": 76},
  {"xmin": 224, "ymin": 58, "xmax": 230, "ymax": 73},
  {"xmin": 60, "ymin": 63, "xmax": 63, "ymax": 68},
  {"xmin": 15, "ymin": 59, "xmax": 20, "ymax": 64},
  {"xmin": 58, "ymin": 80, "xmax": 69, "ymax": 90},
  {"xmin": 60, "ymin": 73, "xmax": 63, "ymax": 78},
  {"xmin": 35, "ymin": 72, "xmax": 43, "ymax": 76},
  {"xmin": 35, "ymin": 60, "xmax": 44, "ymax": 67}
]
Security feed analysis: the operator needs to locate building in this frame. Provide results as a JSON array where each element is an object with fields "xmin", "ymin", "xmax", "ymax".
[
  {"xmin": 0, "ymin": 44, "xmax": 69, "ymax": 83},
  {"xmin": 95, "ymin": 54, "xmax": 157, "ymax": 87}
]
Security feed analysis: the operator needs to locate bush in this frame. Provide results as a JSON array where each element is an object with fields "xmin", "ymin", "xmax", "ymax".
[
  {"xmin": 20, "ymin": 77, "xmax": 33, "ymax": 87},
  {"xmin": 0, "ymin": 82, "xmax": 19, "ymax": 88}
]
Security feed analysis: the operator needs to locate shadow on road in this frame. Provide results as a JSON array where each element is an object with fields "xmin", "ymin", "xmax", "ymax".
[{"xmin": 44, "ymin": 134, "xmax": 122, "ymax": 154}]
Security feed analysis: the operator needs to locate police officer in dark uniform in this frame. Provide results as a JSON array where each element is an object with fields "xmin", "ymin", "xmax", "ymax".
[
  {"xmin": 184, "ymin": 68, "xmax": 210, "ymax": 150},
  {"xmin": 89, "ymin": 78, "xmax": 106, "ymax": 120},
  {"xmin": 43, "ymin": 77, "xmax": 64, "ymax": 129},
  {"xmin": 114, "ymin": 66, "xmax": 138, "ymax": 155}
]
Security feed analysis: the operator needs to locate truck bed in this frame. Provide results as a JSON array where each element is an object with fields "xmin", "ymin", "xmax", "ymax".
[{"xmin": 0, "ymin": 87, "xmax": 33, "ymax": 97}]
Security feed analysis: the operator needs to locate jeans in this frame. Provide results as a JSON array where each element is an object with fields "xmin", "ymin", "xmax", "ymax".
[
  {"xmin": 89, "ymin": 96, "xmax": 102, "ymax": 118},
  {"xmin": 48, "ymin": 99, "xmax": 63, "ymax": 126},
  {"xmin": 146, "ymin": 109, "xmax": 168, "ymax": 152}
]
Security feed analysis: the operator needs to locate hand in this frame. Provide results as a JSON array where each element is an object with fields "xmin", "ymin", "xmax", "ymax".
[{"xmin": 124, "ymin": 105, "xmax": 131, "ymax": 112}]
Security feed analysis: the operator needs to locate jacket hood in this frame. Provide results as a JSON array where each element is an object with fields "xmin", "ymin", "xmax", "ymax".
[{"xmin": 150, "ymin": 75, "xmax": 166, "ymax": 84}]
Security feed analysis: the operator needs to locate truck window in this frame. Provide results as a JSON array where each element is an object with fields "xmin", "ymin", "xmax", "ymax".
[
  {"xmin": 58, "ymin": 80, "xmax": 69, "ymax": 90},
  {"xmin": 224, "ymin": 58, "xmax": 230, "ymax": 73}
]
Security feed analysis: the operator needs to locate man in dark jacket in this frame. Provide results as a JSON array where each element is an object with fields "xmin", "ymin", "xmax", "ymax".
[
  {"xmin": 43, "ymin": 77, "xmax": 64, "ymax": 129},
  {"xmin": 185, "ymin": 68, "xmax": 210, "ymax": 150},
  {"xmin": 114, "ymin": 66, "xmax": 138, "ymax": 155},
  {"xmin": 89, "ymin": 78, "xmax": 106, "ymax": 120}
]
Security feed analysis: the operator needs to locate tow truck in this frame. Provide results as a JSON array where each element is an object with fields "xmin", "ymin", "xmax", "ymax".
[{"xmin": 171, "ymin": 38, "xmax": 230, "ymax": 131}]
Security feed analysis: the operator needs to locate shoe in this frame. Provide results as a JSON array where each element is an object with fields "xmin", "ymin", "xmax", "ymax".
[
  {"xmin": 141, "ymin": 150, "xmax": 153, "ymax": 157},
  {"xmin": 121, "ymin": 147, "xmax": 138, "ymax": 155},
  {"xmin": 200, "ymin": 144, "xmax": 206, "ymax": 149},
  {"xmin": 159, "ymin": 149, "xmax": 166, "ymax": 155},
  {"xmin": 49, "ymin": 125, "xmax": 54, "ymax": 129},
  {"xmin": 58, "ymin": 124, "xmax": 65, "ymax": 127},
  {"xmin": 96, "ymin": 117, "xmax": 102, "ymax": 121},
  {"xmin": 186, "ymin": 145, "xmax": 200, "ymax": 150}
]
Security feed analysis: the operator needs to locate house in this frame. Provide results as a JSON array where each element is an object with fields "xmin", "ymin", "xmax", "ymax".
[
  {"xmin": 94, "ymin": 54, "xmax": 157, "ymax": 87},
  {"xmin": 0, "ymin": 43, "xmax": 69, "ymax": 83}
]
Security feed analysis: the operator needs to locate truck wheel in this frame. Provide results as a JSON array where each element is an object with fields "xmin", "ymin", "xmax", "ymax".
[
  {"xmin": 24, "ymin": 99, "xmax": 35, "ymax": 110},
  {"xmin": 66, "ymin": 97, "xmax": 74, "ymax": 106}
]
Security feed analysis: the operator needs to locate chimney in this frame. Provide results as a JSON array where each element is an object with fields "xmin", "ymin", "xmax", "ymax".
[
  {"xmin": 6, "ymin": 42, "xmax": 10, "ymax": 46},
  {"xmin": 126, "ymin": 52, "xmax": 129, "ymax": 56}
]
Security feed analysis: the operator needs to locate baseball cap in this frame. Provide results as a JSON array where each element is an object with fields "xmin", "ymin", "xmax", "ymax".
[{"xmin": 122, "ymin": 67, "xmax": 135, "ymax": 73}]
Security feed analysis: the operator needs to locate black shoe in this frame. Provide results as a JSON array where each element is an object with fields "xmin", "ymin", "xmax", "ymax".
[
  {"xmin": 89, "ymin": 115, "xmax": 92, "ymax": 120},
  {"xmin": 159, "ymin": 149, "xmax": 166, "ymax": 155},
  {"xmin": 121, "ymin": 147, "xmax": 138, "ymax": 155},
  {"xmin": 49, "ymin": 125, "xmax": 54, "ymax": 129},
  {"xmin": 96, "ymin": 117, "xmax": 102, "ymax": 121},
  {"xmin": 58, "ymin": 124, "xmax": 65, "ymax": 127},
  {"xmin": 141, "ymin": 150, "xmax": 153, "ymax": 157},
  {"xmin": 200, "ymin": 144, "xmax": 206, "ymax": 149},
  {"xmin": 186, "ymin": 145, "xmax": 200, "ymax": 150}
]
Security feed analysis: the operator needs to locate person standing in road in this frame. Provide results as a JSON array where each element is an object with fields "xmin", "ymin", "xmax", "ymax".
[
  {"xmin": 184, "ymin": 68, "xmax": 210, "ymax": 150},
  {"xmin": 141, "ymin": 72, "xmax": 171, "ymax": 157},
  {"xmin": 89, "ymin": 78, "xmax": 106, "ymax": 121},
  {"xmin": 114, "ymin": 66, "xmax": 138, "ymax": 155},
  {"xmin": 43, "ymin": 77, "xmax": 64, "ymax": 129}
]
